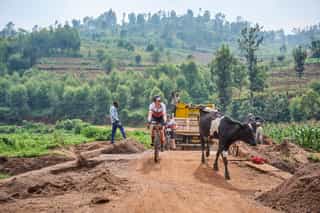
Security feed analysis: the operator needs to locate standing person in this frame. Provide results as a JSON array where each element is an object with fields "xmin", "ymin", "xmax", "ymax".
[
  {"xmin": 110, "ymin": 101, "xmax": 126, "ymax": 144},
  {"xmin": 170, "ymin": 91, "xmax": 180, "ymax": 115}
]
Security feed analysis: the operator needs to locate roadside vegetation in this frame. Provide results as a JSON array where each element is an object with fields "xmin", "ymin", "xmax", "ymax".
[
  {"xmin": 0, "ymin": 120, "xmax": 150, "ymax": 157},
  {"xmin": 264, "ymin": 122, "xmax": 320, "ymax": 151}
]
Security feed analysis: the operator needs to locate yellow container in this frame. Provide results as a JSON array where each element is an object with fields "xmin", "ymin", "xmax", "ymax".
[{"xmin": 175, "ymin": 102, "xmax": 215, "ymax": 118}]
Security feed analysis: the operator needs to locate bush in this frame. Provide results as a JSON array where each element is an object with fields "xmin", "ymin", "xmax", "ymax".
[
  {"xmin": 21, "ymin": 120, "xmax": 54, "ymax": 134},
  {"xmin": 146, "ymin": 44, "xmax": 155, "ymax": 52},
  {"xmin": 128, "ymin": 130, "xmax": 151, "ymax": 148},
  {"xmin": 80, "ymin": 126, "xmax": 112, "ymax": 141},
  {"xmin": 55, "ymin": 119, "xmax": 89, "ymax": 133},
  {"xmin": 128, "ymin": 110, "xmax": 145, "ymax": 125},
  {"xmin": 0, "ymin": 125, "xmax": 16, "ymax": 134}
]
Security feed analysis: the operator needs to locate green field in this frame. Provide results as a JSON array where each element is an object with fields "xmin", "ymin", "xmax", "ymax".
[
  {"xmin": 0, "ymin": 120, "xmax": 150, "ymax": 158},
  {"xmin": 264, "ymin": 122, "xmax": 320, "ymax": 151}
]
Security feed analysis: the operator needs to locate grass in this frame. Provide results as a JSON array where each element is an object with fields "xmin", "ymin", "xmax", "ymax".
[
  {"xmin": 127, "ymin": 130, "xmax": 151, "ymax": 148},
  {"xmin": 0, "ymin": 131, "xmax": 90, "ymax": 157},
  {"xmin": 308, "ymin": 154, "xmax": 320, "ymax": 162},
  {"xmin": 0, "ymin": 173, "xmax": 10, "ymax": 179},
  {"xmin": 0, "ymin": 120, "xmax": 150, "ymax": 158}
]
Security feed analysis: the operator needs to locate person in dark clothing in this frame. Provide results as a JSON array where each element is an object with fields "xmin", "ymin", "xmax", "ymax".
[{"xmin": 109, "ymin": 101, "xmax": 126, "ymax": 144}]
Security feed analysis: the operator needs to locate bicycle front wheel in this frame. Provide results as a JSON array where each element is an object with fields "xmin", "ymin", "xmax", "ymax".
[{"xmin": 154, "ymin": 132, "xmax": 160, "ymax": 163}]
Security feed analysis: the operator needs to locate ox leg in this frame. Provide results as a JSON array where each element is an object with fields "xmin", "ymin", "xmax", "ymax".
[
  {"xmin": 222, "ymin": 150, "xmax": 230, "ymax": 180},
  {"xmin": 206, "ymin": 137, "xmax": 210, "ymax": 157},
  {"xmin": 213, "ymin": 147, "xmax": 221, "ymax": 171},
  {"xmin": 201, "ymin": 136, "xmax": 205, "ymax": 164}
]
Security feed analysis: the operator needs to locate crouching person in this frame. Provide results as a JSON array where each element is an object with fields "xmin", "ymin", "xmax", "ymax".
[
  {"xmin": 255, "ymin": 122, "xmax": 263, "ymax": 144},
  {"xmin": 166, "ymin": 115, "xmax": 177, "ymax": 150}
]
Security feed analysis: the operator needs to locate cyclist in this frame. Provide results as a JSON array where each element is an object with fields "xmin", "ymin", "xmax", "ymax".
[{"xmin": 148, "ymin": 96, "xmax": 167, "ymax": 147}]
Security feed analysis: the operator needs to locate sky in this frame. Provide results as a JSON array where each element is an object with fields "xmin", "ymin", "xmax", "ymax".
[{"xmin": 1, "ymin": 0, "xmax": 319, "ymax": 34}]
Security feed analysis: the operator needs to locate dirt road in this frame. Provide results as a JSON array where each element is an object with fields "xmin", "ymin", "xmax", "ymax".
[
  {"xmin": 0, "ymin": 148, "xmax": 283, "ymax": 213},
  {"xmin": 99, "ymin": 151, "xmax": 282, "ymax": 213}
]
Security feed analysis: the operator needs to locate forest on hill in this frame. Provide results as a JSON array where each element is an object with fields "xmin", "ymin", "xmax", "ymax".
[{"xmin": 0, "ymin": 9, "xmax": 320, "ymax": 125}]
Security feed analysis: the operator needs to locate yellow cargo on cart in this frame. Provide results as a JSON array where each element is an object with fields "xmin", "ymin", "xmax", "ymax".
[{"xmin": 174, "ymin": 102, "xmax": 215, "ymax": 148}]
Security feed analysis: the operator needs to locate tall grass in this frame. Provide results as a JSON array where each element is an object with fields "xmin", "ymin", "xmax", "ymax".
[{"xmin": 264, "ymin": 122, "xmax": 320, "ymax": 151}]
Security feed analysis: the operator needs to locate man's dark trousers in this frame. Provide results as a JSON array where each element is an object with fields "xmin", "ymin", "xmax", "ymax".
[{"xmin": 111, "ymin": 121, "xmax": 126, "ymax": 144}]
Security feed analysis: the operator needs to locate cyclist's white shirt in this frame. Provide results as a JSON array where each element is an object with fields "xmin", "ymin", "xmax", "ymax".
[{"xmin": 149, "ymin": 102, "xmax": 166, "ymax": 117}]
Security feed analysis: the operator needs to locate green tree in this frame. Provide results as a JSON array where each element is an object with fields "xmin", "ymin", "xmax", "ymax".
[
  {"xmin": 210, "ymin": 44, "xmax": 233, "ymax": 111},
  {"xmin": 238, "ymin": 24, "xmax": 264, "ymax": 101},
  {"xmin": 231, "ymin": 60, "xmax": 248, "ymax": 98},
  {"xmin": 149, "ymin": 87, "xmax": 165, "ymax": 103},
  {"xmin": 103, "ymin": 57, "xmax": 114, "ymax": 74},
  {"xmin": 300, "ymin": 90, "xmax": 320, "ymax": 120},
  {"xmin": 0, "ymin": 78, "xmax": 10, "ymax": 106},
  {"xmin": 146, "ymin": 44, "xmax": 155, "ymax": 52},
  {"xmin": 293, "ymin": 45, "xmax": 307, "ymax": 79},
  {"xmin": 310, "ymin": 81, "xmax": 320, "ymax": 94},
  {"xmin": 310, "ymin": 40, "xmax": 320, "ymax": 58},
  {"xmin": 7, "ymin": 53, "xmax": 30, "ymax": 72},
  {"xmin": 96, "ymin": 49, "xmax": 106, "ymax": 62},
  {"xmin": 135, "ymin": 54, "xmax": 142, "ymax": 65},
  {"xmin": 92, "ymin": 86, "xmax": 111, "ymax": 124},
  {"xmin": 8, "ymin": 85, "xmax": 29, "ymax": 121},
  {"xmin": 289, "ymin": 97, "xmax": 305, "ymax": 121},
  {"xmin": 115, "ymin": 85, "xmax": 132, "ymax": 108},
  {"xmin": 179, "ymin": 90, "xmax": 192, "ymax": 103},
  {"xmin": 151, "ymin": 50, "xmax": 161, "ymax": 64}
]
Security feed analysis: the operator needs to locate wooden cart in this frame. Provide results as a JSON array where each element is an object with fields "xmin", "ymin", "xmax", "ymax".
[{"xmin": 174, "ymin": 102, "xmax": 215, "ymax": 148}]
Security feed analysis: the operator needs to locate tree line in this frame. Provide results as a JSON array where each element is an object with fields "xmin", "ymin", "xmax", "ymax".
[
  {"xmin": 74, "ymin": 9, "xmax": 320, "ymax": 52},
  {"xmin": 0, "ymin": 23, "xmax": 80, "ymax": 74},
  {"xmin": 0, "ymin": 57, "xmax": 319, "ymax": 125}
]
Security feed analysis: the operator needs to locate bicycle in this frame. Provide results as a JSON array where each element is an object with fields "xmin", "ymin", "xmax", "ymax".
[{"xmin": 149, "ymin": 121, "xmax": 164, "ymax": 163}]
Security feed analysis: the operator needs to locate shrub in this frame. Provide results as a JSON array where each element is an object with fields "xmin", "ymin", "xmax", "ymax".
[
  {"xmin": 55, "ymin": 119, "xmax": 89, "ymax": 133},
  {"xmin": 21, "ymin": 120, "xmax": 54, "ymax": 134},
  {"xmin": 0, "ymin": 125, "xmax": 16, "ymax": 134},
  {"xmin": 80, "ymin": 126, "xmax": 113, "ymax": 141}
]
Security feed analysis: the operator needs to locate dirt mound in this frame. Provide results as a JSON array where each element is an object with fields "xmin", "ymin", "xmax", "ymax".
[
  {"xmin": 0, "ymin": 154, "xmax": 72, "ymax": 176},
  {"xmin": 102, "ymin": 140, "xmax": 146, "ymax": 154},
  {"xmin": 74, "ymin": 141, "xmax": 111, "ymax": 152},
  {"xmin": 0, "ymin": 162, "xmax": 128, "ymax": 203},
  {"xmin": 257, "ymin": 163, "xmax": 320, "ymax": 213},
  {"xmin": 238, "ymin": 139, "xmax": 311, "ymax": 173}
]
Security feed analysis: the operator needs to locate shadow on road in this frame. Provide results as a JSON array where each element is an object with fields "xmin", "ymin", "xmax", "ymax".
[
  {"xmin": 137, "ymin": 158, "xmax": 162, "ymax": 174},
  {"xmin": 193, "ymin": 164, "xmax": 257, "ymax": 195}
]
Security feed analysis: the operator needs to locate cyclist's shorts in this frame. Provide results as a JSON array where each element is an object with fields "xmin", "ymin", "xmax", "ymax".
[{"xmin": 151, "ymin": 116, "xmax": 165, "ymax": 125}]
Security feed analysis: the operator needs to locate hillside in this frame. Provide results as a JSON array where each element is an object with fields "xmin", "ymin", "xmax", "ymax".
[
  {"xmin": 268, "ymin": 63, "xmax": 320, "ymax": 92},
  {"xmin": 35, "ymin": 56, "xmax": 320, "ymax": 94}
]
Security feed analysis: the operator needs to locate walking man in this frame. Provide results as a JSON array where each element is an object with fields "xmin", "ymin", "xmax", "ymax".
[{"xmin": 110, "ymin": 101, "xmax": 126, "ymax": 144}]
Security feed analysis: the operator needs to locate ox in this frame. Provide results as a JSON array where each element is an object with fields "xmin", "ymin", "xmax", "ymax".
[{"xmin": 199, "ymin": 109, "xmax": 256, "ymax": 180}]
